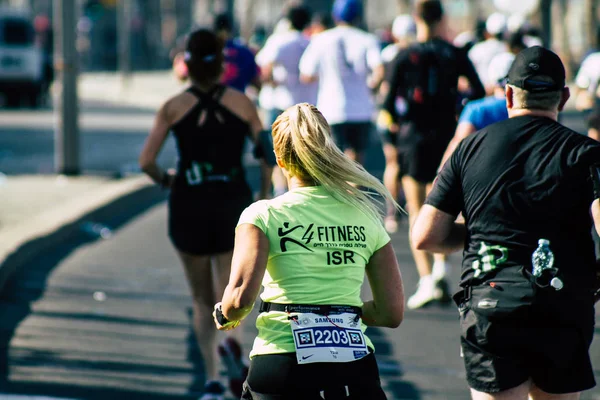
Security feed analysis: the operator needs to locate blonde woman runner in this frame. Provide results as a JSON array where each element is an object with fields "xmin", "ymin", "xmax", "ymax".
[{"xmin": 213, "ymin": 103, "xmax": 405, "ymax": 399}]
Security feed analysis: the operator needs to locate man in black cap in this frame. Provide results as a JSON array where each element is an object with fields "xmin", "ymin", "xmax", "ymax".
[{"xmin": 412, "ymin": 46, "xmax": 600, "ymax": 399}]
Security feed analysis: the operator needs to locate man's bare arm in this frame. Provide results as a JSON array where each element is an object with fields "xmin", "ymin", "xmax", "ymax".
[
  {"xmin": 592, "ymin": 199, "xmax": 600, "ymax": 236},
  {"xmin": 411, "ymin": 205, "xmax": 466, "ymax": 254}
]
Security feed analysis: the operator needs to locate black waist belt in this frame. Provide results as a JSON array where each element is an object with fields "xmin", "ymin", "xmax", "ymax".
[{"xmin": 259, "ymin": 301, "xmax": 361, "ymax": 316}]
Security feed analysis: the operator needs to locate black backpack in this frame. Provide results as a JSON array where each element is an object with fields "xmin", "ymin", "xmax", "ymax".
[{"xmin": 400, "ymin": 41, "xmax": 459, "ymax": 122}]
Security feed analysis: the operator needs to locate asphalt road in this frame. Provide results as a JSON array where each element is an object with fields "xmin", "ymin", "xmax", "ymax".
[{"xmin": 0, "ymin": 105, "xmax": 598, "ymax": 399}]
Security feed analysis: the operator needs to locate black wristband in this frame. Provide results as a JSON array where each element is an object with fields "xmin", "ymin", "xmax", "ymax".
[
  {"xmin": 590, "ymin": 164, "xmax": 600, "ymax": 199},
  {"xmin": 216, "ymin": 305, "xmax": 230, "ymax": 326}
]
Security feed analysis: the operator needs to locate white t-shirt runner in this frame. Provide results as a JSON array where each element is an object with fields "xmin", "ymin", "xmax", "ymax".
[
  {"xmin": 468, "ymin": 38, "xmax": 508, "ymax": 88},
  {"xmin": 299, "ymin": 25, "xmax": 382, "ymax": 125},
  {"xmin": 256, "ymin": 30, "xmax": 318, "ymax": 110},
  {"xmin": 576, "ymin": 52, "xmax": 600, "ymax": 96}
]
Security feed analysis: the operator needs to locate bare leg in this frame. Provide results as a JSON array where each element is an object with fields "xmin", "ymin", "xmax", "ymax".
[
  {"xmin": 259, "ymin": 160, "xmax": 273, "ymax": 200},
  {"xmin": 212, "ymin": 251, "xmax": 240, "ymax": 343},
  {"xmin": 383, "ymin": 142, "xmax": 400, "ymax": 227},
  {"xmin": 470, "ymin": 379, "xmax": 531, "ymax": 400},
  {"xmin": 529, "ymin": 383, "xmax": 580, "ymax": 400},
  {"xmin": 177, "ymin": 251, "xmax": 220, "ymax": 382},
  {"xmin": 212, "ymin": 250, "xmax": 247, "ymax": 398},
  {"xmin": 403, "ymin": 175, "xmax": 432, "ymax": 277},
  {"xmin": 425, "ymin": 182, "xmax": 450, "ymax": 280},
  {"xmin": 271, "ymin": 166, "xmax": 288, "ymax": 196},
  {"xmin": 344, "ymin": 148, "xmax": 358, "ymax": 163}
]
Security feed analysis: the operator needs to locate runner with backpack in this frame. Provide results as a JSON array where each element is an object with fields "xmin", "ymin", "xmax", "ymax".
[{"xmin": 381, "ymin": 0, "xmax": 485, "ymax": 310}]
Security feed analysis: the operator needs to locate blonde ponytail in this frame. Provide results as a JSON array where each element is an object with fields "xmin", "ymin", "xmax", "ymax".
[{"xmin": 272, "ymin": 103, "xmax": 404, "ymax": 222}]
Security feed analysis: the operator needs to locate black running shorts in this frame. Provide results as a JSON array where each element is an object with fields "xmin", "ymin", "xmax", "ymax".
[
  {"xmin": 378, "ymin": 126, "xmax": 398, "ymax": 146},
  {"xmin": 168, "ymin": 183, "xmax": 252, "ymax": 255},
  {"xmin": 241, "ymin": 352, "xmax": 386, "ymax": 399},
  {"xmin": 396, "ymin": 122, "xmax": 454, "ymax": 184},
  {"xmin": 459, "ymin": 306, "xmax": 596, "ymax": 394},
  {"xmin": 330, "ymin": 122, "xmax": 373, "ymax": 153}
]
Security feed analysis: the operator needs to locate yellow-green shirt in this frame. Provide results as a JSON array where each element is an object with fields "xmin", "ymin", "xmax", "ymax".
[{"xmin": 237, "ymin": 186, "xmax": 390, "ymax": 358}]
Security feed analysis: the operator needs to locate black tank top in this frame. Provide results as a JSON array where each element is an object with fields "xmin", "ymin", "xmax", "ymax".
[{"xmin": 170, "ymin": 85, "xmax": 251, "ymax": 190}]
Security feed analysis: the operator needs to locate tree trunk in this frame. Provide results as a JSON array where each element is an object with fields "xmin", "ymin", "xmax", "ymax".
[
  {"xmin": 584, "ymin": 0, "xmax": 598, "ymax": 50},
  {"xmin": 553, "ymin": 0, "xmax": 573, "ymax": 79},
  {"xmin": 237, "ymin": 0, "xmax": 255, "ymax": 41},
  {"xmin": 467, "ymin": 0, "xmax": 481, "ymax": 21},
  {"xmin": 396, "ymin": 0, "xmax": 411, "ymax": 14},
  {"xmin": 193, "ymin": 0, "xmax": 212, "ymax": 28}
]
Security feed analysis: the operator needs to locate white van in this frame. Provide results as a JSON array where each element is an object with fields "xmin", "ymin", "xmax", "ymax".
[{"xmin": 0, "ymin": 8, "xmax": 45, "ymax": 108}]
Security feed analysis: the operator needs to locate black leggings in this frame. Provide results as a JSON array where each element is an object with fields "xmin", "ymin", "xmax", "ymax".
[{"xmin": 241, "ymin": 352, "xmax": 386, "ymax": 400}]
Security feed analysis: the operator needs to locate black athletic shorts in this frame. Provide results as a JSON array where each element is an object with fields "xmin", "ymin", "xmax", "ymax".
[
  {"xmin": 396, "ymin": 122, "xmax": 454, "ymax": 184},
  {"xmin": 588, "ymin": 104, "xmax": 600, "ymax": 131},
  {"xmin": 168, "ymin": 182, "xmax": 252, "ymax": 255},
  {"xmin": 378, "ymin": 127, "xmax": 398, "ymax": 147},
  {"xmin": 459, "ymin": 292, "xmax": 596, "ymax": 394},
  {"xmin": 330, "ymin": 122, "xmax": 372, "ymax": 153},
  {"xmin": 241, "ymin": 352, "xmax": 386, "ymax": 399}
]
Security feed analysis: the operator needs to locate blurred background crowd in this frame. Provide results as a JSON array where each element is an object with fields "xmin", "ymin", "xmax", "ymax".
[{"xmin": 0, "ymin": 0, "xmax": 597, "ymax": 75}]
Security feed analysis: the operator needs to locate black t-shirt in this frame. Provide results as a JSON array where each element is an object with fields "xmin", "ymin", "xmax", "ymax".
[
  {"xmin": 426, "ymin": 115, "xmax": 600, "ymax": 289},
  {"xmin": 382, "ymin": 38, "xmax": 485, "ymax": 127}
]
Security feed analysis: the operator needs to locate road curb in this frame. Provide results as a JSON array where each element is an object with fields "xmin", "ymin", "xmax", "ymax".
[{"xmin": 0, "ymin": 175, "xmax": 155, "ymax": 292}]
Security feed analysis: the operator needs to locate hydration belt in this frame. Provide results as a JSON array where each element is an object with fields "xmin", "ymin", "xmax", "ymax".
[{"xmin": 259, "ymin": 301, "xmax": 361, "ymax": 316}]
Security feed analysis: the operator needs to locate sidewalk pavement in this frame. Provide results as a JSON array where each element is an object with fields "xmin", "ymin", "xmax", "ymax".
[{"xmin": 0, "ymin": 174, "xmax": 153, "ymax": 291}]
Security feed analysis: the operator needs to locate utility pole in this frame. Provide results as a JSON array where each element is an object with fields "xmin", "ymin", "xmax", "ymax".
[
  {"xmin": 584, "ymin": 0, "xmax": 598, "ymax": 50},
  {"xmin": 539, "ymin": 0, "xmax": 552, "ymax": 49},
  {"xmin": 117, "ymin": 0, "xmax": 132, "ymax": 89},
  {"xmin": 53, "ymin": 0, "xmax": 80, "ymax": 176}
]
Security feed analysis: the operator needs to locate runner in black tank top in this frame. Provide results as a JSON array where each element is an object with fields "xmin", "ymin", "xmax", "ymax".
[
  {"xmin": 169, "ymin": 84, "xmax": 253, "ymax": 255},
  {"xmin": 138, "ymin": 29, "xmax": 266, "ymax": 400}
]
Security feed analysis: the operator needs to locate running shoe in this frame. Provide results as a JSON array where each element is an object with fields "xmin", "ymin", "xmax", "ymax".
[
  {"xmin": 434, "ymin": 278, "xmax": 452, "ymax": 304},
  {"xmin": 218, "ymin": 337, "xmax": 248, "ymax": 398},
  {"xmin": 199, "ymin": 380, "xmax": 225, "ymax": 400},
  {"xmin": 384, "ymin": 216, "xmax": 399, "ymax": 234},
  {"xmin": 407, "ymin": 276, "xmax": 438, "ymax": 309},
  {"xmin": 432, "ymin": 261, "xmax": 452, "ymax": 304}
]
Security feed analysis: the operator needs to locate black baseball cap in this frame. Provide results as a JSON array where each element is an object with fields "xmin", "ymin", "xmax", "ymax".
[{"xmin": 507, "ymin": 46, "xmax": 566, "ymax": 93}]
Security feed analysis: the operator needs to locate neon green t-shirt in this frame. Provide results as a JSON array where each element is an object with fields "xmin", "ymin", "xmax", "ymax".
[{"xmin": 236, "ymin": 186, "xmax": 391, "ymax": 358}]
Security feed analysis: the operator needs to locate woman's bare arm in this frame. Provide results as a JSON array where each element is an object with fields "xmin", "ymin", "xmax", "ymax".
[
  {"xmin": 139, "ymin": 101, "xmax": 174, "ymax": 186},
  {"xmin": 219, "ymin": 224, "xmax": 269, "ymax": 324},
  {"xmin": 362, "ymin": 242, "xmax": 404, "ymax": 328}
]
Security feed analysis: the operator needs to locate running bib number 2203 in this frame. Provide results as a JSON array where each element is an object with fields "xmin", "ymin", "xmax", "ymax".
[{"xmin": 290, "ymin": 312, "xmax": 369, "ymax": 364}]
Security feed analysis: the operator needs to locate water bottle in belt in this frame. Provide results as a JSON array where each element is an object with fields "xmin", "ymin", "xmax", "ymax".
[{"xmin": 531, "ymin": 238, "xmax": 563, "ymax": 290}]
